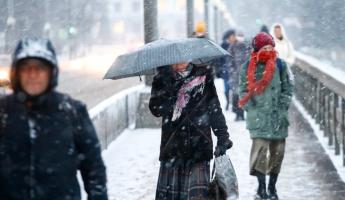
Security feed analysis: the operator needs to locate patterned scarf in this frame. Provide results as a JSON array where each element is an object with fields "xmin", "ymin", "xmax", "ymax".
[{"xmin": 172, "ymin": 75, "xmax": 206, "ymax": 121}]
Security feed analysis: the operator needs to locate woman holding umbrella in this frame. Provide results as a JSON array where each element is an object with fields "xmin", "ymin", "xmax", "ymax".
[
  {"xmin": 104, "ymin": 38, "xmax": 234, "ymax": 199},
  {"xmin": 149, "ymin": 62, "xmax": 233, "ymax": 200}
]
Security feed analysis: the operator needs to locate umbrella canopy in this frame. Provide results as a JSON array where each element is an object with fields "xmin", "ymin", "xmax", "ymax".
[{"xmin": 104, "ymin": 38, "xmax": 229, "ymax": 80}]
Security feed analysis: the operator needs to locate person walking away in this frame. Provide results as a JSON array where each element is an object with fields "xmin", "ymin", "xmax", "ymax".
[
  {"xmin": 270, "ymin": 23, "xmax": 295, "ymax": 65},
  {"xmin": 216, "ymin": 29, "xmax": 236, "ymax": 111},
  {"xmin": 238, "ymin": 33, "xmax": 294, "ymax": 200},
  {"xmin": 0, "ymin": 37, "xmax": 108, "ymax": 200},
  {"xmin": 227, "ymin": 30, "xmax": 250, "ymax": 121},
  {"xmin": 149, "ymin": 62, "xmax": 233, "ymax": 200}
]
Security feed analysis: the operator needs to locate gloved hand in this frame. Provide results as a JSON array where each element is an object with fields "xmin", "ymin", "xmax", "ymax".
[{"xmin": 214, "ymin": 138, "xmax": 233, "ymax": 157}]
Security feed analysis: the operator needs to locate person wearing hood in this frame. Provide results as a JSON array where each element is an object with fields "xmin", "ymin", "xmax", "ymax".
[
  {"xmin": 270, "ymin": 23, "xmax": 295, "ymax": 65},
  {"xmin": 149, "ymin": 63, "xmax": 232, "ymax": 200},
  {"xmin": 239, "ymin": 33, "xmax": 294, "ymax": 200},
  {"xmin": 0, "ymin": 37, "xmax": 108, "ymax": 200}
]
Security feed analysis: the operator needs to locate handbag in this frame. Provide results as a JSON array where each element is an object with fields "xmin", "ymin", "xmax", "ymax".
[
  {"xmin": 209, "ymin": 162, "xmax": 227, "ymax": 200},
  {"xmin": 209, "ymin": 155, "xmax": 239, "ymax": 200}
]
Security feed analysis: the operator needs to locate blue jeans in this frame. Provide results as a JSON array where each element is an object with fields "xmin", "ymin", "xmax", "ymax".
[{"xmin": 223, "ymin": 78, "xmax": 230, "ymax": 110}]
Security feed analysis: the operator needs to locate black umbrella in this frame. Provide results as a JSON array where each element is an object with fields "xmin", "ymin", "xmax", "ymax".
[{"xmin": 104, "ymin": 38, "xmax": 229, "ymax": 80}]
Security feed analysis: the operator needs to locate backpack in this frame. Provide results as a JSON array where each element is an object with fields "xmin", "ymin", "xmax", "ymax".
[{"xmin": 276, "ymin": 58, "xmax": 286, "ymax": 81}]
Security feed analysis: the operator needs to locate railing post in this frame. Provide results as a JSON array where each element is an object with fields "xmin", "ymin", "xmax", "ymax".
[
  {"xmin": 341, "ymin": 98, "xmax": 345, "ymax": 166},
  {"xmin": 309, "ymin": 76, "xmax": 314, "ymax": 114},
  {"xmin": 305, "ymin": 73, "xmax": 312, "ymax": 116},
  {"xmin": 316, "ymin": 81, "xmax": 321, "ymax": 124},
  {"xmin": 324, "ymin": 91, "xmax": 330, "ymax": 138},
  {"xmin": 327, "ymin": 90, "xmax": 333, "ymax": 145},
  {"xmin": 304, "ymin": 74, "xmax": 309, "ymax": 111},
  {"xmin": 293, "ymin": 66, "xmax": 300, "ymax": 101},
  {"xmin": 320, "ymin": 84, "xmax": 326, "ymax": 131},
  {"xmin": 333, "ymin": 93, "xmax": 340, "ymax": 155},
  {"xmin": 312, "ymin": 78, "xmax": 318, "ymax": 119},
  {"xmin": 301, "ymin": 71, "xmax": 308, "ymax": 108}
]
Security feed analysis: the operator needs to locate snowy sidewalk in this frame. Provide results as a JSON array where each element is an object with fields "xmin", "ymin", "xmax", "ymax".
[
  {"xmin": 101, "ymin": 80, "xmax": 345, "ymax": 200},
  {"xmin": 102, "ymin": 128, "xmax": 160, "ymax": 200}
]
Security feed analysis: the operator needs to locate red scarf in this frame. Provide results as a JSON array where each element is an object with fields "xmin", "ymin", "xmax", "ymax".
[{"xmin": 238, "ymin": 50, "xmax": 277, "ymax": 107}]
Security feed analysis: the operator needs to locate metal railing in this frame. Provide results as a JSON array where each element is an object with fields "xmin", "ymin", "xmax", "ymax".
[{"xmin": 292, "ymin": 52, "xmax": 345, "ymax": 166}]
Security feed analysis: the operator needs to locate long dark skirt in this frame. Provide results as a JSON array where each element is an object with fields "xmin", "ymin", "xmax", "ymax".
[{"xmin": 155, "ymin": 160, "xmax": 210, "ymax": 200}]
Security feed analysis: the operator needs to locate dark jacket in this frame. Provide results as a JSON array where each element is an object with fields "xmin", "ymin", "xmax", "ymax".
[
  {"xmin": 227, "ymin": 41, "xmax": 250, "ymax": 91},
  {"xmin": 0, "ymin": 37, "xmax": 107, "ymax": 200},
  {"xmin": 0, "ymin": 92, "xmax": 107, "ymax": 200},
  {"xmin": 215, "ymin": 29, "xmax": 235, "ymax": 79},
  {"xmin": 149, "ymin": 65, "xmax": 230, "ymax": 162},
  {"xmin": 216, "ymin": 41, "xmax": 231, "ymax": 79}
]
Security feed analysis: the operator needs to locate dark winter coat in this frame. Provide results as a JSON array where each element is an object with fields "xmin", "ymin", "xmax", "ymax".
[
  {"xmin": 149, "ymin": 65, "xmax": 231, "ymax": 162},
  {"xmin": 0, "ymin": 37, "xmax": 107, "ymax": 200},
  {"xmin": 227, "ymin": 41, "xmax": 250, "ymax": 91},
  {"xmin": 215, "ymin": 41, "xmax": 231, "ymax": 79},
  {"xmin": 215, "ymin": 30, "xmax": 235, "ymax": 80},
  {"xmin": 0, "ymin": 92, "xmax": 107, "ymax": 200}
]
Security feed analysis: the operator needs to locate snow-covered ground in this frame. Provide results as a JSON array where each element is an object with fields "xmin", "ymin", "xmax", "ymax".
[
  {"xmin": 93, "ymin": 79, "xmax": 345, "ymax": 200},
  {"xmin": 102, "ymin": 128, "xmax": 161, "ymax": 200}
]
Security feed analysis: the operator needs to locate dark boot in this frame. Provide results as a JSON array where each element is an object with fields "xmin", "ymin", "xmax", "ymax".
[
  {"xmin": 255, "ymin": 172, "xmax": 268, "ymax": 200},
  {"xmin": 268, "ymin": 173, "xmax": 279, "ymax": 200},
  {"xmin": 235, "ymin": 113, "xmax": 245, "ymax": 121},
  {"xmin": 238, "ymin": 107, "xmax": 245, "ymax": 120}
]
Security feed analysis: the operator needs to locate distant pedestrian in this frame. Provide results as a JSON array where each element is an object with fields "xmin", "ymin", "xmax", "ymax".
[
  {"xmin": 149, "ymin": 62, "xmax": 232, "ymax": 200},
  {"xmin": 216, "ymin": 29, "xmax": 236, "ymax": 111},
  {"xmin": 239, "ymin": 33, "xmax": 294, "ymax": 200},
  {"xmin": 236, "ymin": 30, "xmax": 249, "ymax": 44},
  {"xmin": 0, "ymin": 37, "xmax": 108, "ymax": 200},
  {"xmin": 270, "ymin": 23, "xmax": 295, "ymax": 65},
  {"xmin": 193, "ymin": 21, "xmax": 208, "ymax": 39},
  {"xmin": 227, "ymin": 30, "xmax": 250, "ymax": 120}
]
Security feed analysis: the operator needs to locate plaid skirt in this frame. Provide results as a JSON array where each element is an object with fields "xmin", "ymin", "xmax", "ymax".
[{"xmin": 155, "ymin": 160, "xmax": 210, "ymax": 200}]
